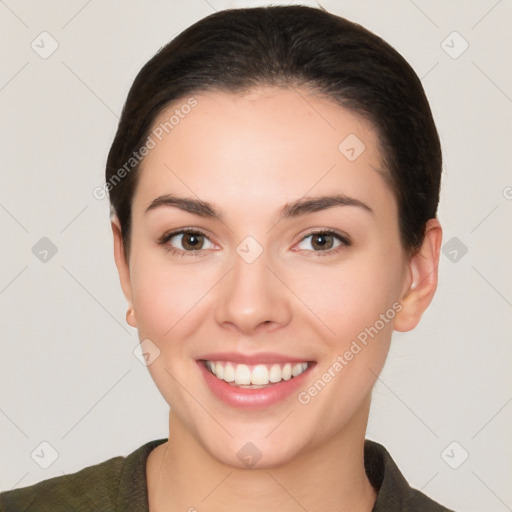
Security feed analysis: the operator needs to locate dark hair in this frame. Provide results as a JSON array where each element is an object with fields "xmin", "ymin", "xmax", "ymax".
[{"xmin": 106, "ymin": 5, "xmax": 442, "ymax": 260}]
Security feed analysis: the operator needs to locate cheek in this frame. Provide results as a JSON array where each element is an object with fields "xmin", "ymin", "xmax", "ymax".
[
  {"xmin": 291, "ymin": 251, "xmax": 403, "ymax": 345},
  {"xmin": 290, "ymin": 257, "xmax": 400, "ymax": 429},
  {"xmin": 129, "ymin": 253, "xmax": 208, "ymax": 340},
  {"xmin": 128, "ymin": 258, "xmax": 213, "ymax": 408}
]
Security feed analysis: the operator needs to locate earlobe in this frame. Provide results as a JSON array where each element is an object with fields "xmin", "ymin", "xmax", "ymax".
[
  {"xmin": 394, "ymin": 219, "xmax": 443, "ymax": 332},
  {"xmin": 126, "ymin": 305, "xmax": 136, "ymax": 328},
  {"xmin": 111, "ymin": 217, "xmax": 137, "ymax": 328}
]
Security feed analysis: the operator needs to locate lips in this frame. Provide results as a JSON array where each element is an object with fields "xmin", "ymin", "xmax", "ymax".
[{"xmin": 196, "ymin": 352, "xmax": 315, "ymax": 409}]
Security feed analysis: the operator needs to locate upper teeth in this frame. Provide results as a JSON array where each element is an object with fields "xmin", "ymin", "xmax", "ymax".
[{"xmin": 205, "ymin": 361, "xmax": 308, "ymax": 386}]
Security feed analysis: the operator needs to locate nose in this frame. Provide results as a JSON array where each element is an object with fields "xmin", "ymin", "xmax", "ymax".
[{"xmin": 214, "ymin": 247, "xmax": 292, "ymax": 335}]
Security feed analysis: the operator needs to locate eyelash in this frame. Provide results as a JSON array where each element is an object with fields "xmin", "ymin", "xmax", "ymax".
[
  {"xmin": 157, "ymin": 228, "xmax": 212, "ymax": 258},
  {"xmin": 157, "ymin": 228, "xmax": 351, "ymax": 258},
  {"xmin": 296, "ymin": 229, "xmax": 351, "ymax": 257}
]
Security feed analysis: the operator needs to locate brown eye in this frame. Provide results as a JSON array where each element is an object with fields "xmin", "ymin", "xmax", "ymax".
[
  {"xmin": 310, "ymin": 233, "xmax": 335, "ymax": 250},
  {"xmin": 160, "ymin": 229, "xmax": 215, "ymax": 254},
  {"xmin": 180, "ymin": 232, "xmax": 205, "ymax": 250},
  {"xmin": 296, "ymin": 230, "xmax": 351, "ymax": 255}
]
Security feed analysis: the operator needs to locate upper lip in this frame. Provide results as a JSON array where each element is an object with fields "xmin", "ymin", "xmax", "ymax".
[{"xmin": 198, "ymin": 352, "xmax": 315, "ymax": 365}]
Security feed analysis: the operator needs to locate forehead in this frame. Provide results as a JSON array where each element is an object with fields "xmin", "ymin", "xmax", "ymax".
[{"xmin": 135, "ymin": 86, "xmax": 393, "ymax": 217}]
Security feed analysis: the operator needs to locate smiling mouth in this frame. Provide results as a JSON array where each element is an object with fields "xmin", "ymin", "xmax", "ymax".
[{"xmin": 201, "ymin": 360, "xmax": 313, "ymax": 388}]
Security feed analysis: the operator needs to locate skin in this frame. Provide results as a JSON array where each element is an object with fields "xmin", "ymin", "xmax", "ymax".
[{"xmin": 112, "ymin": 86, "xmax": 442, "ymax": 511}]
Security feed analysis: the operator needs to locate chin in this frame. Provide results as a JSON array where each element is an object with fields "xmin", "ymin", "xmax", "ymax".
[
  {"xmin": 205, "ymin": 437, "xmax": 302, "ymax": 470},
  {"xmin": 198, "ymin": 418, "xmax": 317, "ymax": 468}
]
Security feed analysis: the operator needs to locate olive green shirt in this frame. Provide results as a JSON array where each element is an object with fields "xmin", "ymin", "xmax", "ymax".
[{"xmin": 0, "ymin": 439, "xmax": 455, "ymax": 511}]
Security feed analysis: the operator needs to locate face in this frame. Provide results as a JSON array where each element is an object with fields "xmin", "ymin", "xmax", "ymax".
[{"xmin": 114, "ymin": 86, "xmax": 424, "ymax": 468}]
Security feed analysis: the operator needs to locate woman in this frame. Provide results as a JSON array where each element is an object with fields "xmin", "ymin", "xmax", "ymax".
[{"xmin": 0, "ymin": 5, "xmax": 455, "ymax": 511}]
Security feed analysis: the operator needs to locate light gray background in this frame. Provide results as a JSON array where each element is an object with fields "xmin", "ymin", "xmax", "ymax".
[{"xmin": 1, "ymin": 1, "xmax": 511, "ymax": 510}]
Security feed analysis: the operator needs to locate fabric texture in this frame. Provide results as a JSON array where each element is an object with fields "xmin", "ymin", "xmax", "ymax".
[{"xmin": 0, "ymin": 438, "xmax": 455, "ymax": 511}]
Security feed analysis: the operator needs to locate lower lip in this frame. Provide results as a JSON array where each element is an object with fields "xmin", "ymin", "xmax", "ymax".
[{"xmin": 197, "ymin": 361, "xmax": 314, "ymax": 409}]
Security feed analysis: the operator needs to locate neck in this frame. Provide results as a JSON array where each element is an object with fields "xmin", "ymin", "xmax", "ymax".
[{"xmin": 147, "ymin": 398, "xmax": 376, "ymax": 512}]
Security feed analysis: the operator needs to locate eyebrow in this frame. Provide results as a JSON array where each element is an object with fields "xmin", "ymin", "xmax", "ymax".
[{"xmin": 144, "ymin": 193, "xmax": 374, "ymax": 221}]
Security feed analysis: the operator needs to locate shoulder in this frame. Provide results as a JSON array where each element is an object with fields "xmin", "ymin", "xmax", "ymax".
[
  {"xmin": 0, "ymin": 455, "xmax": 125, "ymax": 512},
  {"xmin": 0, "ymin": 439, "xmax": 167, "ymax": 512},
  {"xmin": 364, "ymin": 439, "xmax": 456, "ymax": 512}
]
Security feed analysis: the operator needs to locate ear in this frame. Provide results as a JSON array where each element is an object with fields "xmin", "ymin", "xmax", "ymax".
[
  {"xmin": 394, "ymin": 218, "xmax": 443, "ymax": 332},
  {"xmin": 111, "ymin": 217, "xmax": 137, "ymax": 328}
]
